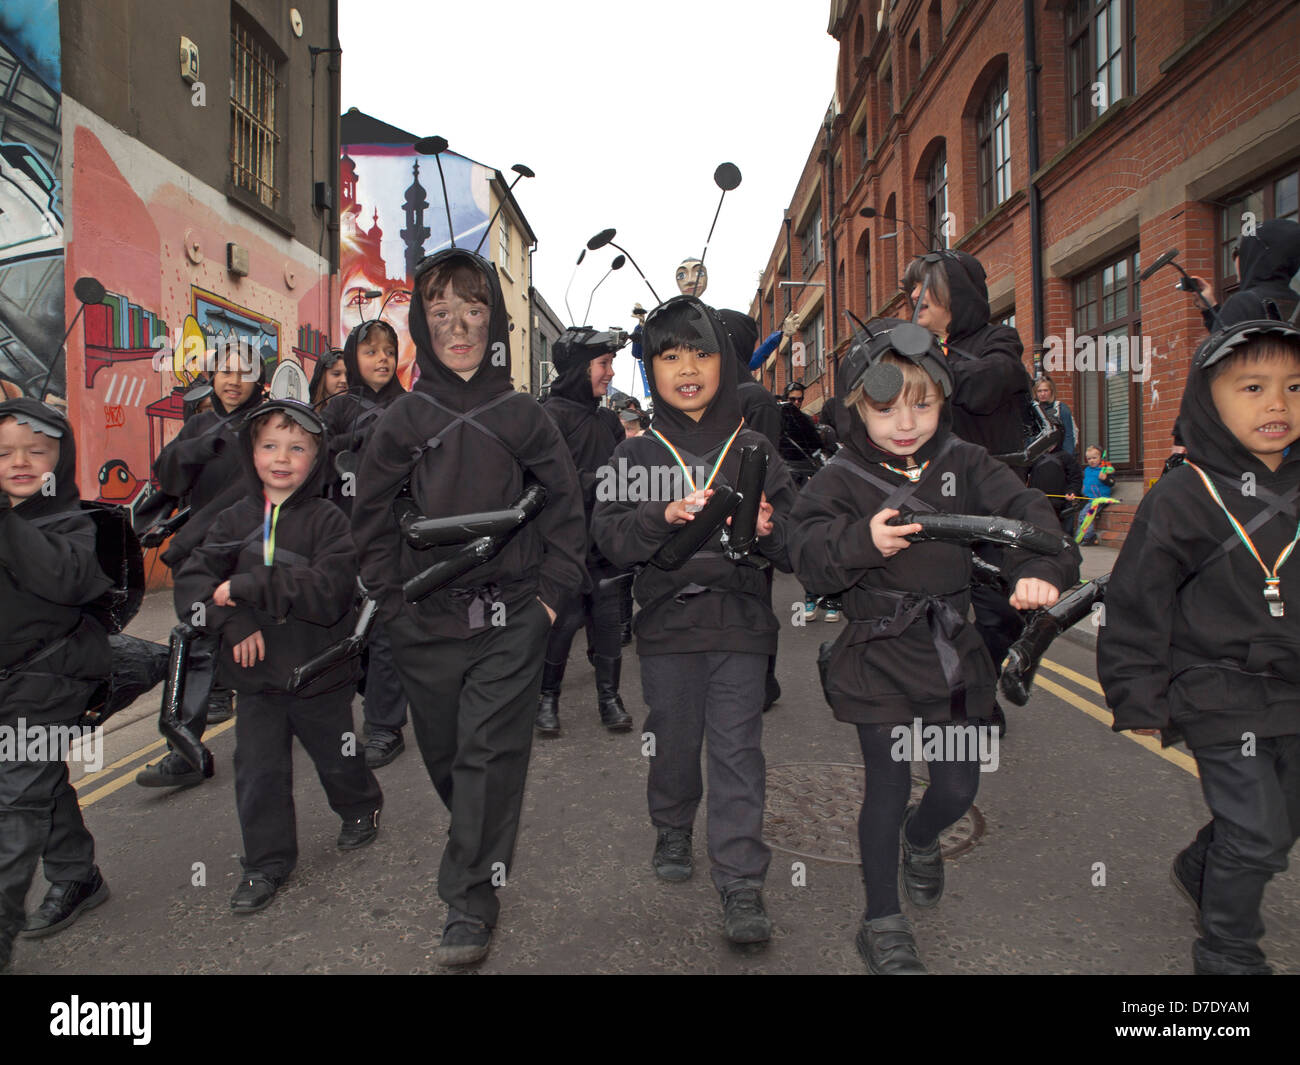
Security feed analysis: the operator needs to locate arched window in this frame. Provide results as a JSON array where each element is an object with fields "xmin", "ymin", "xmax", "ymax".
[
  {"xmin": 977, "ymin": 68, "xmax": 1011, "ymax": 216},
  {"xmin": 925, "ymin": 146, "xmax": 949, "ymax": 249},
  {"xmin": 883, "ymin": 193, "xmax": 898, "ymax": 296},
  {"xmin": 856, "ymin": 232, "xmax": 872, "ymax": 318}
]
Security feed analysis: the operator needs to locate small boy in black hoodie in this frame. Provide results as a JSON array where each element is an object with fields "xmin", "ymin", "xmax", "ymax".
[
  {"xmin": 788, "ymin": 320, "xmax": 1077, "ymax": 974},
  {"xmin": 0, "ymin": 399, "xmax": 112, "ymax": 970},
  {"xmin": 591, "ymin": 295, "xmax": 798, "ymax": 948},
  {"xmin": 174, "ymin": 399, "xmax": 382, "ymax": 914},
  {"xmin": 351, "ymin": 248, "xmax": 586, "ymax": 966},
  {"xmin": 1098, "ymin": 320, "xmax": 1300, "ymax": 975},
  {"xmin": 139, "ymin": 351, "xmax": 266, "ymax": 787},
  {"xmin": 323, "ymin": 319, "xmax": 411, "ymax": 768}
]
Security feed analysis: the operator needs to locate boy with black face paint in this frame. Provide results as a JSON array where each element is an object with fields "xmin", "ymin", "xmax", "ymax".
[
  {"xmin": 1099, "ymin": 320, "xmax": 1300, "ymax": 975},
  {"xmin": 591, "ymin": 295, "xmax": 798, "ymax": 948},
  {"xmin": 139, "ymin": 352, "xmax": 266, "ymax": 787},
  {"xmin": 351, "ymin": 248, "xmax": 586, "ymax": 966},
  {"xmin": 788, "ymin": 320, "xmax": 1077, "ymax": 973},
  {"xmin": 536, "ymin": 330, "xmax": 632, "ymax": 735},
  {"xmin": 173, "ymin": 400, "xmax": 382, "ymax": 914},
  {"xmin": 0, "ymin": 400, "xmax": 112, "ymax": 969},
  {"xmin": 323, "ymin": 319, "xmax": 411, "ymax": 768}
]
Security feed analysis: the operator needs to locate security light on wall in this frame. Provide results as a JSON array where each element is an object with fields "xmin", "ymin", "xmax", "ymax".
[{"xmin": 180, "ymin": 37, "xmax": 199, "ymax": 84}]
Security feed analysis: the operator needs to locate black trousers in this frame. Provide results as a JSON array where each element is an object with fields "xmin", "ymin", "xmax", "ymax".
[
  {"xmin": 389, "ymin": 598, "xmax": 551, "ymax": 926},
  {"xmin": 233, "ymin": 687, "xmax": 382, "ymax": 881},
  {"xmin": 855, "ymin": 722, "xmax": 982, "ymax": 920},
  {"xmin": 0, "ymin": 703, "xmax": 95, "ymax": 944},
  {"xmin": 640, "ymin": 651, "xmax": 770, "ymax": 891},
  {"xmin": 360, "ymin": 619, "xmax": 410, "ymax": 737},
  {"xmin": 1185, "ymin": 735, "xmax": 1300, "ymax": 967},
  {"xmin": 545, "ymin": 574, "xmax": 622, "ymax": 669}
]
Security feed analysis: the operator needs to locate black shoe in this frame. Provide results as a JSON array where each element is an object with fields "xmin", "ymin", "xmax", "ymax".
[
  {"xmin": 652, "ymin": 827, "xmax": 693, "ymax": 882},
  {"xmin": 1192, "ymin": 939, "xmax": 1272, "ymax": 975},
  {"xmin": 900, "ymin": 804, "xmax": 944, "ymax": 908},
  {"xmin": 535, "ymin": 659, "xmax": 565, "ymax": 736},
  {"xmin": 135, "ymin": 751, "xmax": 207, "ymax": 788},
  {"xmin": 206, "ymin": 688, "xmax": 235, "ymax": 725},
  {"xmin": 437, "ymin": 907, "xmax": 491, "ymax": 967},
  {"xmin": 620, "ymin": 621, "xmax": 633, "ymax": 646},
  {"xmin": 338, "ymin": 809, "xmax": 381, "ymax": 850},
  {"xmin": 1170, "ymin": 850, "xmax": 1203, "ymax": 930},
  {"xmin": 535, "ymin": 692, "xmax": 561, "ymax": 737},
  {"xmin": 762, "ymin": 675, "xmax": 781, "ymax": 713},
  {"xmin": 20, "ymin": 868, "xmax": 110, "ymax": 938},
  {"xmin": 230, "ymin": 874, "xmax": 280, "ymax": 914},
  {"xmin": 721, "ymin": 884, "xmax": 772, "ymax": 946},
  {"xmin": 594, "ymin": 654, "xmax": 632, "ymax": 731},
  {"xmin": 856, "ymin": 913, "xmax": 927, "ymax": 974},
  {"xmin": 364, "ymin": 731, "xmax": 405, "ymax": 768}
]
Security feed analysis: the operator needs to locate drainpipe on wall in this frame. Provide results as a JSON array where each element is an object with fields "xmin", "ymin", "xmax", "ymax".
[
  {"xmin": 328, "ymin": 0, "xmax": 342, "ymax": 340},
  {"xmin": 1024, "ymin": 0, "xmax": 1044, "ymax": 370}
]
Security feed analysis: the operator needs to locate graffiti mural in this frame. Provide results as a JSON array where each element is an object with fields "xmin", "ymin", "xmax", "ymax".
[
  {"xmin": 340, "ymin": 143, "xmax": 492, "ymax": 387},
  {"xmin": 0, "ymin": 0, "xmax": 64, "ymax": 401}
]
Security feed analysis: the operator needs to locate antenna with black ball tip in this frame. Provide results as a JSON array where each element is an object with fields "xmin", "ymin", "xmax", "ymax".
[
  {"xmin": 693, "ymin": 163, "xmax": 742, "ymax": 296},
  {"xmin": 37, "ymin": 276, "xmax": 106, "ymax": 401},
  {"xmin": 473, "ymin": 163, "xmax": 535, "ymax": 256},
  {"xmin": 413, "ymin": 135, "xmax": 455, "ymax": 249},
  {"xmin": 587, "ymin": 229, "xmax": 661, "ymax": 304},
  {"xmin": 583, "ymin": 255, "xmax": 625, "ymax": 327}
]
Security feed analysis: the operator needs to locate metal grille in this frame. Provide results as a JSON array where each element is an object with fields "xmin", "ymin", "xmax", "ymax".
[{"xmin": 230, "ymin": 21, "xmax": 279, "ymax": 208}]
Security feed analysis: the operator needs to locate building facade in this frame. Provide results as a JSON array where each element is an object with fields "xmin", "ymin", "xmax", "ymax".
[
  {"xmin": 753, "ymin": 0, "xmax": 1300, "ymax": 513},
  {"xmin": 0, "ymin": 0, "xmax": 340, "ymax": 553}
]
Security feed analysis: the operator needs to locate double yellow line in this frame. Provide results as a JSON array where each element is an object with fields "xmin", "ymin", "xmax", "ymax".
[
  {"xmin": 74, "ymin": 718, "xmax": 237, "ymax": 808},
  {"xmin": 1036, "ymin": 658, "xmax": 1198, "ymax": 777}
]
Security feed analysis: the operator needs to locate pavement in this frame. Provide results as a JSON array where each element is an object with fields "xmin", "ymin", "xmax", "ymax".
[{"xmin": 11, "ymin": 565, "xmax": 1296, "ymax": 976}]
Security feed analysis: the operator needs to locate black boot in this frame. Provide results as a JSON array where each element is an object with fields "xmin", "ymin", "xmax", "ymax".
[
  {"xmin": 206, "ymin": 687, "xmax": 235, "ymax": 725},
  {"xmin": 594, "ymin": 654, "xmax": 632, "ymax": 731},
  {"xmin": 535, "ymin": 658, "xmax": 565, "ymax": 737},
  {"xmin": 21, "ymin": 867, "xmax": 110, "ymax": 938}
]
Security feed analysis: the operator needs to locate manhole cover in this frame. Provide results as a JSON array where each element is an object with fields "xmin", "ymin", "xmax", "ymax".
[{"xmin": 764, "ymin": 762, "xmax": 985, "ymax": 865}]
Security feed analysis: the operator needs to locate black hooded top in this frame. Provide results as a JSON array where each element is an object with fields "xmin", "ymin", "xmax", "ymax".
[
  {"xmin": 323, "ymin": 321, "xmax": 407, "ymax": 448},
  {"xmin": 787, "ymin": 358, "xmax": 1078, "ymax": 724},
  {"xmin": 591, "ymin": 296, "xmax": 798, "ymax": 657},
  {"xmin": 350, "ymin": 248, "xmax": 587, "ymax": 635},
  {"xmin": 172, "ymin": 400, "xmax": 359, "ymax": 697},
  {"xmin": 540, "ymin": 333, "xmax": 626, "ymax": 575},
  {"xmin": 0, "ymin": 398, "xmax": 113, "ymax": 722},
  {"xmin": 309, "ymin": 348, "xmax": 346, "ymax": 410},
  {"xmin": 1209, "ymin": 219, "xmax": 1300, "ymax": 329},
  {"xmin": 1098, "ymin": 326, "xmax": 1300, "ymax": 748},
  {"xmin": 718, "ymin": 308, "xmax": 782, "ymax": 447},
  {"xmin": 939, "ymin": 250, "xmax": 1032, "ymax": 456}
]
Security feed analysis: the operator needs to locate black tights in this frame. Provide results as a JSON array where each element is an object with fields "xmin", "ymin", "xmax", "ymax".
[{"xmin": 855, "ymin": 722, "xmax": 982, "ymax": 920}]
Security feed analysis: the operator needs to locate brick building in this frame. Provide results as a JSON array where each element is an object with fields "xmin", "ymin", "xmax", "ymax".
[{"xmin": 751, "ymin": 0, "xmax": 1300, "ymax": 538}]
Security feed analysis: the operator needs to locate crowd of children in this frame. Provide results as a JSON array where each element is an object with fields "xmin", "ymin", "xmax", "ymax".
[{"xmin": 1, "ymin": 236, "xmax": 1295, "ymax": 976}]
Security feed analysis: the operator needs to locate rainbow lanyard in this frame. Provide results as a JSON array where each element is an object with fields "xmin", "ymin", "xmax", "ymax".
[
  {"xmin": 262, "ymin": 496, "xmax": 282, "ymax": 567},
  {"xmin": 1186, "ymin": 461, "xmax": 1300, "ymax": 618},
  {"xmin": 649, "ymin": 420, "xmax": 744, "ymax": 494},
  {"xmin": 879, "ymin": 459, "xmax": 929, "ymax": 483}
]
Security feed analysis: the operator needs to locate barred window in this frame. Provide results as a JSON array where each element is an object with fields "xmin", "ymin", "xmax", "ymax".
[{"xmin": 230, "ymin": 17, "xmax": 281, "ymax": 209}]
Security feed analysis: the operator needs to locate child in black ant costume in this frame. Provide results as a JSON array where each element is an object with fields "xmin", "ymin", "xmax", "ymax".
[
  {"xmin": 591, "ymin": 295, "xmax": 798, "ymax": 948},
  {"xmin": 789, "ymin": 320, "xmax": 1077, "ymax": 974},
  {"xmin": 323, "ymin": 319, "xmax": 412, "ymax": 769},
  {"xmin": 350, "ymin": 248, "xmax": 586, "ymax": 966},
  {"xmin": 139, "ymin": 352, "xmax": 266, "ymax": 787},
  {"xmin": 173, "ymin": 399, "xmax": 382, "ymax": 914},
  {"xmin": 536, "ymin": 328, "xmax": 633, "ymax": 736},
  {"xmin": 0, "ymin": 400, "xmax": 112, "ymax": 969},
  {"xmin": 1099, "ymin": 320, "xmax": 1300, "ymax": 975}
]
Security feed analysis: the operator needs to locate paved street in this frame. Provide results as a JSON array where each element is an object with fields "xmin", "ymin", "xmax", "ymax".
[{"xmin": 11, "ymin": 561, "xmax": 1297, "ymax": 975}]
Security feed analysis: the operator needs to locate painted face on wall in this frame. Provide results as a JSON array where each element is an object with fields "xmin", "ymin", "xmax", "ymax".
[{"xmin": 676, "ymin": 259, "xmax": 707, "ymax": 296}]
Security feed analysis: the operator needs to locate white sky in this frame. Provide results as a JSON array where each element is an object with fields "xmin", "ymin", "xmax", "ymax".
[{"xmin": 339, "ymin": 0, "xmax": 842, "ymax": 396}]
